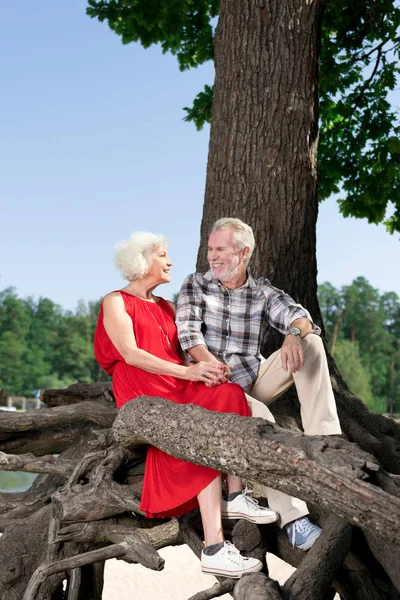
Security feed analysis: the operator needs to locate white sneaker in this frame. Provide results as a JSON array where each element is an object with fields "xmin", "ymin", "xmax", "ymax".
[
  {"xmin": 201, "ymin": 541, "xmax": 262, "ymax": 578},
  {"xmin": 221, "ymin": 488, "xmax": 278, "ymax": 524}
]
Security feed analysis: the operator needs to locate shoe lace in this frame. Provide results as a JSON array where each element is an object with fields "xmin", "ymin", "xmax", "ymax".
[
  {"xmin": 290, "ymin": 517, "xmax": 313, "ymax": 547},
  {"xmin": 224, "ymin": 541, "xmax": 248, "ymax": 565},
  {"xmin": 241, "ymin": 487, "xmax": 263, "ymax": 512}
]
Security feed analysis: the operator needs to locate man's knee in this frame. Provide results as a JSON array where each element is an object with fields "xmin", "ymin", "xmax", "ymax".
[{"xmin": 302, "ymin": 334, "xmax": 325, "ymax": 359}]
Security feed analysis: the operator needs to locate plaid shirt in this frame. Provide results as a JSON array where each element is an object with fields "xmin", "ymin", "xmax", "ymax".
[{"xmin": 176, "ymin": 270, "xmax": 320, "ymax": 392}]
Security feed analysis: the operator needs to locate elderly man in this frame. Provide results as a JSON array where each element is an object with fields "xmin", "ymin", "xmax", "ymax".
[{"xmin": 176, "ymin": 217, "xmax": 341, "ymax": 550}]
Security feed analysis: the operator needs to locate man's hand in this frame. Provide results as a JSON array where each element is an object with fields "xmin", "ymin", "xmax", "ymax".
[
  {"xmin": 183, "ymin": 361, "xmax": 225, "ymax": 383},
  {"xmin": 204, "ymin": 360, "xmax": 231, "ymax": 387},
  {"xmin": 214, "ymin": 359, "xmax": 231, "ymax": 380},
  {"xmin": 281, "ymin": 334, "xmax": 304, "ymax": 374},
  {"xmin": 187, "ymin": 344, "xmax": 231, "ymax": 387}
]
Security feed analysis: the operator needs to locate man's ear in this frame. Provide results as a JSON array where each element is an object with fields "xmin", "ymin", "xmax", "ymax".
[{"xmin": 242, "ymin": 246, "xmax": 250, "ymax": 262}]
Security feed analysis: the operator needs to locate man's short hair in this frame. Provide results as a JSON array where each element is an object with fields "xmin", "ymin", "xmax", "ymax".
[{"xmin": 211, "ymin": 218, "xmax": 255, "ymax": 265}]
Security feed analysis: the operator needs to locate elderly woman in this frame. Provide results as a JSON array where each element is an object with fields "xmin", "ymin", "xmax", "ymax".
[{"xmin": 94, "ymin": 231, "xmax": 278, "ymax": 578}]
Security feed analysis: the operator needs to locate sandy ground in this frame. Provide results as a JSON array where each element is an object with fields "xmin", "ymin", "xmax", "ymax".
[{"xmin": 103, "ymin": 545, "xmax": 296, "ymax": 599}]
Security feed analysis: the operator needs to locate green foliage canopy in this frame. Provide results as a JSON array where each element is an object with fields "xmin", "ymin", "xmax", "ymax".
[{"xmin": 86, "ymin": 0, "xmax": 400, "ymax": 232}]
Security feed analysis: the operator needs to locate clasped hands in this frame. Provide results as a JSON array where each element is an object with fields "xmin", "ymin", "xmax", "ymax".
[{"xmin": 184, "ymin": 360, "xmax": 231, "ymax": 387}]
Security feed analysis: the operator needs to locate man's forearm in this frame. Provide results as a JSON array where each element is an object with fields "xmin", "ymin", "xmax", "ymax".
[
  {"xmin": 187, "ymin": 344, "xmax": 217, "ymax": 363},
  {"xmin": 290, "ymin": 318, "xmax": 313, "ymax": 337},
  {"xmin": 187, "ymin": 344, "xmax": 230, "ymax": 382}
]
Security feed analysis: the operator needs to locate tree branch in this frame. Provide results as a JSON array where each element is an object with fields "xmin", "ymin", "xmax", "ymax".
[
  {"xmin": 113, "ymin": 396, "xmax": 400, "ymax": 544},
  {"xmin": 41, "ymin": 382, "xmax": 114, "ymax": 407},
  {"xmin": 0, "ymin": 451, "xmax": 75, "ymax": 477},
  {"xmin": 233, "ymin": 573, "xmax": 283, "ymax": 599},
  {"xmin": 345, "ymin": 44, "xmax": 383, "ymax": 122},
  {"xmin": 0, "ymin": 401, "xmax": 116, "ymax": 435},
  {"xmin": 23, "ymin": 528, "xmax": 166, "ymax": 600},
  {"xmin": 22, "ymin": 543, "xmax": 129, "ymax": 600},
  {"xmin": 332, "ymin": 44, "xmax": 384, "ymax": 159},
  {"xmin": 56, "ymin": 517, "xmax": 181, "ymax": 551},
  {"xmin": 342, "ymin": 37, "xmax": 390, "ymax": 67},
  {"xmin": 52, "ymin": 444, "xmax": 144, "ymax": 521},
  {"xmin": 189, "ymin": 579, "xmax": 237, "ymax": 600}
]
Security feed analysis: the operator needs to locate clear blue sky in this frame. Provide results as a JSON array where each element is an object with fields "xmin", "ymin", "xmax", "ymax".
[{"xmin": 1, "ymin": 1, "xmax": 399, "ymax": 311}]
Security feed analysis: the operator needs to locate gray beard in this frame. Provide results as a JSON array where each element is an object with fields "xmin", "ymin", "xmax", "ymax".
[{"xmin": 210, "ymin": 263, "xmax": 240, "ymax": 282}]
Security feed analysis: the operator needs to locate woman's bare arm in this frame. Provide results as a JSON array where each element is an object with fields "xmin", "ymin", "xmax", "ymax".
[{"xmin": 102, "ymin": 293, "xmax": 222, "ymax": 382}]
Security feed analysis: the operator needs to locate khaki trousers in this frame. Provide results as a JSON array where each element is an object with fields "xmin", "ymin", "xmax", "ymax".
[{"xmin": 245, "ymin": 334, "xmax": 341, "ymax": 526}]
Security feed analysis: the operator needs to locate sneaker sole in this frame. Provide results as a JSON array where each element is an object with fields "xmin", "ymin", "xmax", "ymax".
[
  {"xmin": 201, "ymin": 561, "xmax": 263, "ymax": 579},
  {"xmin": 221, "ymin": 511, "xmax": 278, "ymax": 525},
  {"xmin": 295, "ymin": 531, "xmax": 321, "ymax": 551}
]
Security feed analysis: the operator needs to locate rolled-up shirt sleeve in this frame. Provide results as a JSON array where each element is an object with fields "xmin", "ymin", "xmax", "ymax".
[
  {"xmin": 176, "ymin": 274, "xmax": 208, "ymax": 350},
  {"xmin": 264, "ymin": 284, "xmax": 321, "ymax": 335}
]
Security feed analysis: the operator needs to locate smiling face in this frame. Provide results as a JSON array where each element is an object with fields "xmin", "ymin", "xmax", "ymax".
[
  {"xmin": 207, "ymin": 228, "xmax": 248, "ymax": 287},
  {"xmin": 147, "ymin": 246, "xmax": 172, "ymax": 285}
]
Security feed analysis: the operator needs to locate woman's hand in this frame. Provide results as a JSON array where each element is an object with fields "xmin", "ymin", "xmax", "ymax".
[
  {"xmin": 184, "ymin": 361, "xmax": 226, "ymax": 385},
  {"xmin": 204, "ymin": 361, "xmax": 231, "ymax": 387}
]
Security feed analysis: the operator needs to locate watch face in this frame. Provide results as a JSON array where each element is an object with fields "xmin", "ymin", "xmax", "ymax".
[{"xmin": 288, "ymin": 327, "xmax": 301, "ymax": 335}]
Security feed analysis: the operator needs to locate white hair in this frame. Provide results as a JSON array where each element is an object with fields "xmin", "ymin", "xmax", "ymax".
[
  {"xmin": 211, "ymin": 218, "xmax": 255, "ymax": 265},
  {"xmin": 114, "ymin": 231, "xmax": 168, "ymax": 281}
]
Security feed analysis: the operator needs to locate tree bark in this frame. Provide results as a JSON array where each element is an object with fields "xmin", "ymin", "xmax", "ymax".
[
  {"xmin": 233, "ymin": 573, "xmax": 283, "ymax": 599},
  {"xmin": 41, "ymin": 382, "xmax": 114, "ymax": 407},
  {"xmin": 0, "ymin": 400, "xmax": 116, "ymax": 434},
  {"xmin": 0, "ymin": 505, "xmax": 52, "ymax": 600}
]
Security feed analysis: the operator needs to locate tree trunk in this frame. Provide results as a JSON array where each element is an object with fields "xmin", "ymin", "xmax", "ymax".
[
  {"xmin": 330, "ymin": 311, "xmax": 343, "ymax": 357},
  {"xmin": 197, "ymin": 0, "xmax": 324, "ymax": 327}
]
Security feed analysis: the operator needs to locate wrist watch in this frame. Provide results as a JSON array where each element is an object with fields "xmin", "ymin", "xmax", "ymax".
[{"xmin": 288, "ymin": 327, "xmax": 301, "ymax": 336}]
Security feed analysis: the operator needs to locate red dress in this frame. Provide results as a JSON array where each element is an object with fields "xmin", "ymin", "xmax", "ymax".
[{"xmin": 94, "ymin": 291, "xmax": 250, "ymax": 518}]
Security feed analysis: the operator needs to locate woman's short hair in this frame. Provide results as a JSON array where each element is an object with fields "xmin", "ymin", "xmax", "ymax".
[
  {"xmin": 211, "ymin": 218, "xmax": 255, "ymax": 265},
  {"xmin": 114, "ymin": 231, "xmax": 168, "ymax": 281}
]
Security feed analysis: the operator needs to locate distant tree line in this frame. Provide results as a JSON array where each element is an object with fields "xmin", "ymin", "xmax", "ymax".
[
  {"xmin": 319, "ymin": 276, "xmax": 400, "ymax": 414},
  {"xmin": 0, "ymin": 288, "xmax": 107, "ymax": 397},
  {"xmin": 0, "ymin": 279, "xmax": 399, "ymax": 413}
]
